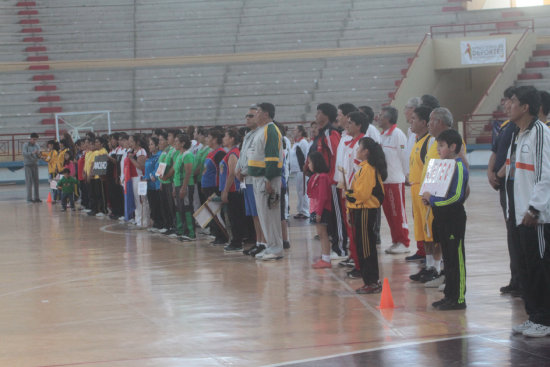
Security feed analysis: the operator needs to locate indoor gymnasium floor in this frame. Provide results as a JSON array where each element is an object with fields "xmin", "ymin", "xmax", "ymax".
[{"xmin": 0, "ymin": 170, "xmax": 549, "ymax": 367}]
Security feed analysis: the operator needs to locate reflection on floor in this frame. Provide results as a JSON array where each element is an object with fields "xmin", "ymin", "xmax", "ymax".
[{"xmin": 0, "ymin": 171, "xmax": 547, "ymax": 367}]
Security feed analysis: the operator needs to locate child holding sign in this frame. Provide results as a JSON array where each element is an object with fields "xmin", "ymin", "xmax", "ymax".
[{"xmin": 422, "ymin": 129, "xmax": 469, "ymax": 310}]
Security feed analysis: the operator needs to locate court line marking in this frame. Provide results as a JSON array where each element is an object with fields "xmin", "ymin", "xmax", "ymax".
[{"xmin": 262, "ymin": 330, "xmax": 510, "ymax": 367}]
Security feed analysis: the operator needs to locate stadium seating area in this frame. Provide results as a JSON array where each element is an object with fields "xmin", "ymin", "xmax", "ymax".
[{"xmin": 0, "ymin": 0, "xmax": 549, "ymax": 136}]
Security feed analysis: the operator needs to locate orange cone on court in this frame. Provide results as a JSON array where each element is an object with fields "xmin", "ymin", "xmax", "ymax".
[
  {"xmin": 379, "ymin": 277, "xmax": 394, "ymax": 309},
  {"xmin": 46, "ymin": 192, "xmax": 52, "ymax": 203}
]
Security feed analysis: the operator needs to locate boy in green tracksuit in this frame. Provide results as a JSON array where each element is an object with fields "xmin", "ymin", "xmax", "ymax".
[{"xmin": 57, "ymin": 168, "xmax": 78, "ymax": 211}]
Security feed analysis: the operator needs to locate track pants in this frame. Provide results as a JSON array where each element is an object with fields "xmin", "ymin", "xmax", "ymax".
[
  {"xmin": 350, "ymin": 208, "xmax": 380, "ymax": 285},
  {"xmin": 382, "ymin": 182, "xmax": 410, "ymax": 246}
]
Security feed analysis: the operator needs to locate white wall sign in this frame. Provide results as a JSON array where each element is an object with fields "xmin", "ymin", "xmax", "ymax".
[{"xmin": 461, "ymin": 38, "xmax": 506, "ymax": 65}]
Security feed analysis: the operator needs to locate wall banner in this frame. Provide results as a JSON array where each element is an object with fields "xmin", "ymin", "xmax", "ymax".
[{"xmin": 460, "ymin": 38, "xmax": 506, "ymax": 65}]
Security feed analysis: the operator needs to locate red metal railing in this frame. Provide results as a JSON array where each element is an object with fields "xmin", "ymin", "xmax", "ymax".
[
  {"xmin": 430, "ymin": 19, "xmax": 534, "ymax": 38},
  {"xmin": 462, "ymin": 113, "xmax": 499, "ymax": 145}
]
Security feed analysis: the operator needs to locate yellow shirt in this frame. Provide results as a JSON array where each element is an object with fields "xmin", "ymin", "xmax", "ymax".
[
  {"xmin": 409, "ymin": 133, "xmax": 432, "ymax": 185},
  {"xmin": 42, "ymin": 150, "xmax": 58, "ymax": 174},
  {"xmin": 346, "ymin": 161, "xmax": 384, "ymax": 209},
  {"xmin": 85, "ymin": 148, "xmax": 108, "ymax": 179},
  {"xmin": 57, "ymin": 148, "xmax": 68, "ymax": 173}
]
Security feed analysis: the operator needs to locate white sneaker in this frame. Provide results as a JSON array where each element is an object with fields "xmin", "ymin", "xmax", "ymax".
[
  {"xmin": 118, "ymin": 216, "xmax": 125, "ymax": 221},
  {"xmin": 158, "ymin": 228, "xmax": 168, "ymax": 234},
  {"xmin": 384, "ymin": 243, "xmax": 398, "ymax": 254},
  {"xmin": 522, "ymin": 323, "xmax": 550, "ymax": 337},
  {"xmin": 255, "ymin": 249, "xmax": 267, "ymax": 259},
  {"xmin": 438, "ymin": 283, "xmax": 446, "ymax": 292},
  {"xmin": 425, "ymin": 274, "xmax": 445, "ymax": 288},
  {"xmin": 386, "ymin": 242, "xmax": 410, "ymax": 254},
  {"xmin": 95, "ymin": 212, "xmax": 105, "ymax": 218},
  {"xmin": 512, "ymin": 320, "xmax": 536, "ymax": 334},
  {"xmin": 262, "ymin": 253, "xmax": 283, "ymax": 261},
  {"xmin": 330, "ymin": 251, "xmax": 347, "ymax": 261},
  {"xmin": 168, "ymin": 233, "xmax": 178, "ymax": 238},
  {"xmin": 84, "ymin": 209, "xmax": 92, "ymax": 213}
]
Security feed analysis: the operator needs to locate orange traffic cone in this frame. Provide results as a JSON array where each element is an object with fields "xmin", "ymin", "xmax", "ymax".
[
  {"xmin": 46, "ymin": 192, "xmax": 52, "ymax": 203},
  {"xmin": 378, "ymin": 278, "xmax": 394, "ymax": 309}
]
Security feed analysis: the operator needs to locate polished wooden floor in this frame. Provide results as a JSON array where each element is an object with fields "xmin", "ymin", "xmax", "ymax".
[{"xmin": 0, "ymin": 170, "xmax": 547, "ymax": 367}]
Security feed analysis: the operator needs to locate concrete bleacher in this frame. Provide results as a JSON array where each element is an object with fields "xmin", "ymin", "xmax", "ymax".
[{"xmin": 3, "ymin": 0, "xmax": 550, "ymax": 137}]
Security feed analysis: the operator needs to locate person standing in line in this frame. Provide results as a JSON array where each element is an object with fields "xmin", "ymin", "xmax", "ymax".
[
  {"xmin": 488, "ymin": 87, "xmax": 521, "ymax": 296},
  {"xmin": 423, "ymin": 129, "xmax": 469, "ymax": 311},
  {"xmin": 338, "ymin": 111, "xmax": 368, "ymax": 279},
  {"xmin": 406, "ymin": 105, "xmax": 433, "ymax": 263},
  {"xmin": 23, "ymin": 133, "xmax": 42, "ymax": 203},
  {"xmin": 126, "ymin": 134, "xmax": 149, "ymax": 228},
  {"xmin": 145, "ymin": 136, "xmax": 163, "ymax": 232},
  {"xmin": 42, "ymin": 140, "xmax": 59, "ymax": 204},
  {"xmin": 309, "ymin": 103, "xmax": 345, "ymax": 259},
  {"xmin": 172, "ymin": 133, "xmax": 195, "ymax": 241},
  {"xmin": 201, "ymin": 128, "xmax": 228, "ymax": 245},
  {"xmin": 290, "ymin": 125, "xmax": 310, "ymax": 219},
  {"xmin": 248, "ymin": 102, "xmax": 284, "ymax": 261},
  {"xmin": 377, "ymin": 106, "xmax": 411, "ymax": 254},
  {"xmin": 236, "ymin": 107, "xmax": 267, "ymax": 257},
  {"xmin": 503, "ymin": 86, "xmax": 550, "ymax": 338},
  {"xmin": 307, "ymin": 151, "xmax": 333, "ymax": 269},
  {"xmin": 345, "ymin": 137, "xmax": 387, "ymax": 294},
  {"xmin": 220, "ymin": 128, "xmax": 246, "ymax": 252}
]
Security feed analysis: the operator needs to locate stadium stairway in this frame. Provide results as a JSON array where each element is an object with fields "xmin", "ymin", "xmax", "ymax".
[
  {"xmin": 475, "ymin": 43, "xmax": 550, "ymax": 144},
  {"xmin": 14, "ymin": 1, "xmax": 63, "ymax": 136}
]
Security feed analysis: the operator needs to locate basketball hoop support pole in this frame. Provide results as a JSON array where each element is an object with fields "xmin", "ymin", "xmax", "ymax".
[{"xmin": 54, "ymin": 110, "xmax": 111, "ymax": 141}]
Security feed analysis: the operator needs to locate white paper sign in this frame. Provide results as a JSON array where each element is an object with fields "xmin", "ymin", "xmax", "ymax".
[
  {"xmin": 461, "ymin": 38, "xmax": 506, "ymax": 65},
  {"xmin": 155, "ymin": 162, "xmax": 166, "ymax": 177},
  {"xmin": 50, "ymin": 180, "xmax": 58, "ymax": 190},
  {"xmin": 419, "ymin": 159, "xmax": 456, "ymax": 198},
  {"xmin": 193, "ymin": 194, "xmax": 224, "ymax": 229},
  {"xmin": 138, "ymin": 181, "xmax": 148, "ymax": 196}
]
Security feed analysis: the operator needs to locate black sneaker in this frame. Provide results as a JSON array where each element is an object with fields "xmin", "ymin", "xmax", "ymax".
[
  {"xmin": 164, "ymin": 229, "xmax": 176, "ymax": 236},
  {"xmin": 409, "ymin": 267, "xmax": 429, "ymax": 281},
  {"xmin": 249, "ymin": 244, "xmax": 266, "ymax": 257},
  {"xmin": 437, "ymin": 301, "xmax": 467, "ymax": 311},
  {"xmin": 500, "ymin": 284, "xmax": 519, "ymax": 294},
  {"xmin": 283, "ymin": 241, "xmax": 290, "ymax": 249},
  {"xmin": 405, "ymin": 253, "xmax": 425, "ymax": 262},
  {"xmin": 419, "ymin": 267, "xmax": 439, "ymax": 283},
  {"xmin": 339, "ymin": 258, "xmax": 355, "ymax": 268},
  {"xmin": 347, "ymin": 268, "xmax": 361, "ymax": 279},
  {"xmin": 432, "ymin": 298, "xmax": 449, "ymax": 308},
  {"xmin": 87, "ymin": 211, "xmax": 97, "ymax": 216},
  {"xmin": 243, "ymin": 245, "xmax": 258, "ymax": 256},
  {"xmin": 211, "ymin": 238, "xmax": 228, "ymax": 246},
  {"xmin": 224, "ymin": 244, "xmax": 243, "ymax": 253}
]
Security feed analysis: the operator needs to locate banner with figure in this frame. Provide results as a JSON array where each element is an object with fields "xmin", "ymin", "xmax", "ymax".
[{"xmin": 461, "ymin": 38, "xmax": 506, "ymax": 65}]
